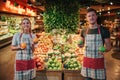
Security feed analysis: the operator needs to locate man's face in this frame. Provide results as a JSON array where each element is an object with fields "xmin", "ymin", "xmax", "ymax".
[{"xmin": 86, "ymin": 11, "xmax": 97, "ymax": 25}]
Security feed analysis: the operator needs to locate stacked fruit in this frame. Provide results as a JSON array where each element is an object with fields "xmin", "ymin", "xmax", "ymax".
[
  {"xmin": 46, "ymin": 57, "xmax": 62, "ymax": 70},
  {"xmin": 34, "ymin": 32, "xmax": 53, "ymax": 55},
  {"xmin": 63, "ymin": 58, "xmax": 81, "ymax": 70},
  {"xmin": 62, "ymin": 51, "xmax": 78, "ymax": 62},
  {"xmin": 34, "ymin": 56, "xmax": 45, "ymax": 70}
]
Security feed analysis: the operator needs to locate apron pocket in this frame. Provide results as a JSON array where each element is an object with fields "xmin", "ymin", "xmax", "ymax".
[
  {"xmin": 83, "ymin": 57, "xmax": 105, "ymax": 69},
  {"xmin": 16, "ymin": 60, "xmax": 35, "ymax": 71}
]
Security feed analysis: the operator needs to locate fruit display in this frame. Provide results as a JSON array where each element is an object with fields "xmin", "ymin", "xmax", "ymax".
[
  {"xmin": 34, "ymin": 32, "xmax": 53, "ymax": 55},
  {"xmin": 33, "ymin": 31, "xmax": 84, "ymax": 71},
  {"xmin": 63, "ymin": 58, "xmax": 81, "ymax": 70},
  {"xmin": 46, "ymin": 57, "xmax": 62, "ymax": 70},
  {"xmin": 47, "ymin": 50, "xmax": 61, "ymax": 59}
]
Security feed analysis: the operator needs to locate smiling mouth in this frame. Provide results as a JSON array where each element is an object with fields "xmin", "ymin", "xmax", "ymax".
[{"xmin": 24, "ymin": 26, "xmax": 29, "ymax": 28}]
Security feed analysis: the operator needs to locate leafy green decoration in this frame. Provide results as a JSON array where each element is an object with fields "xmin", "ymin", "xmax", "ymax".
[{"xmin": 43, "ymin": 0, "xmax": 80, "ymax": 34}]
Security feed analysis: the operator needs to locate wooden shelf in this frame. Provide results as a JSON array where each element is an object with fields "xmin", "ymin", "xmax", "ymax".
[
  {"xmin": 0, "ymin": 36, "xmax": 13, "ymax": 48},
  {"xmin": 36, "ymin": 70, "xmax": 62, "ymax": 80},
  {"xmin": 36, "ymin": 70, "xmax": 84, "ymax": 80}
]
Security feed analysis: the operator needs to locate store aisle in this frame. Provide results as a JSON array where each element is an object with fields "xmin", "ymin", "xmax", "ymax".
[
  {"xmin": 105, "ymin": 49, "xmax": 120, "ymax": 80},
  {"xmin": 0, "ymin": 45, "xmax": 16, "ymax": 80},
  {"xmin": 0, "ymin": 45, "xmax": 120, "ymax": 80}
]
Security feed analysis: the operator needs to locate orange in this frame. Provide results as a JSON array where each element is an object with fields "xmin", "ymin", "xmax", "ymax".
[
  {"xmin": 33, "ymin": 38, "xmax": 38, "ymax": 43},
  {"xmin": 21, "ymin": 43, "xmax": 26, "ymax": 49}
]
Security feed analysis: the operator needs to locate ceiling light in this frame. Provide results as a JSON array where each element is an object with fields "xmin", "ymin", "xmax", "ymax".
[
  {"xmin": 110, "ymin": 2, "xmax": 113, "ymax": 5},
  {"xmin": 108, "ymin": 11, "xmax": 110, "ymax": 14},
  {"xmin": 97, "ymin": 10, "xmax": 99, "ymax": 12},
  {"xmin": 108, "ymin": 7, "xmax": 110, "ymax": 10},
  {"xmin": 86, "ymin": 6, "xmax": 90, "ymax": 9},
  {"xmin": 102, "ymin": 9, "xmax": 104, "ymax": 11}
]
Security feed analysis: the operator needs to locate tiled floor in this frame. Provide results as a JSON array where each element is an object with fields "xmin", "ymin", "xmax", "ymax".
[
  {"xmin": 105, "ymin": 48, "xmax": 120, "ymax": 80},
  {"xmin": 0, "ymin": 45, "xmax": 120, "ymax": 80}
]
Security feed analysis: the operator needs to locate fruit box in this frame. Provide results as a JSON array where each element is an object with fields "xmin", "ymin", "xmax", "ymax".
[
  {"xmin": 36, "ymin": 70, "xmax": 62, "ymax": 80},
  {"xmin": 63, "ymin": 70, "xmax": 84, "ymax": 80}
]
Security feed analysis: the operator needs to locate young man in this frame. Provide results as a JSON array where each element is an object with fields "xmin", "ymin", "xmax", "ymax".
[{"xmin": 79, "ymin": 8, "xmax": 112, "ymax": 80}]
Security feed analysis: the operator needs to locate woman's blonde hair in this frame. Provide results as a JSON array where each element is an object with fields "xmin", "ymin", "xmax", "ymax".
[{"xmin": 20, "ymin": 17, "xmax": 32, "ymax": 33}]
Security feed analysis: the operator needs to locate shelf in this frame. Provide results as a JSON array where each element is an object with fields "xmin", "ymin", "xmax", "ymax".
[
  {"xmin": 36, "ymin": 70, "xmax": 83, "ymax": 80},
  {"xmin": 36, "ymin": 70, "xmax": 62, "ymax": 80},
  {"xmin": 64, "ymin": 70, "xmax": 84, "ymax": 80},
  {"xmin": 0, "ymin": 36, "xmax": 13, "ymax": 48}
]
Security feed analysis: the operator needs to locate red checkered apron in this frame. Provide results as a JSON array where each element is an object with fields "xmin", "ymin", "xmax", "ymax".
[
  {"xmin": 81, "ymin": 27, "xmax": 106, "ymax": 79},
  {"xmin": 14, "ymin": 33, "xmax": 36, "ymax": 80}
]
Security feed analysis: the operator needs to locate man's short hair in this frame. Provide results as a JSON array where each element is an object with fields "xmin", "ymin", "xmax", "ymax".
[{"xmin": 87, "ymin": 8, "xmax": 97, "ymax": 14}]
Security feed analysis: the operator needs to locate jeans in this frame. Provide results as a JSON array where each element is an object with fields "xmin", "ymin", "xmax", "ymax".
[
  {"xmin": 85, "ymin": 77, "xmax": 92, "ymax": 80},
  {"xmin": 85, "ymin": 77, "xmax": 106, "ymax": 80}
]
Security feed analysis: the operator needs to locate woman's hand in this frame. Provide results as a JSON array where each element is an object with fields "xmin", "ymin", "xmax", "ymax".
[{"xmin": 11, "ymin": 45, "xmax": 23, "ymax": 51}]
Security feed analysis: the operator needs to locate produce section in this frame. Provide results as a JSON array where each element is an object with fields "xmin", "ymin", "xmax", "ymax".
[
  {"xmin": 33, "ymin": 31, "xmax": 84, "ymax": 80},
  {"xmin": 33, "ymin": 30, "xmax": 84, "ymax": 71},
  {"xmin": 0, "ymin": 0, "xmax": 119, "ymax": 80},
  {"xmin": 0, "ymin": 13, "xmax": 35, "ymax": 47}
]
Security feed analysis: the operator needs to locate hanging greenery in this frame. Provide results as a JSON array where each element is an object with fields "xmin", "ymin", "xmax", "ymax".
[{"xmin": 43, "ymin": 0, "xmax": 80, "ymax": 34}]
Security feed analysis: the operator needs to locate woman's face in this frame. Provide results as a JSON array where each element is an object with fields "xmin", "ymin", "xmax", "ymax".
[
  {"xmin": 86, "ymin": 11, "xmax": 97, "ymax": 25},
  {"xmin": 21, "ymin": 19, "xmax": 31, "ymax": 33}
]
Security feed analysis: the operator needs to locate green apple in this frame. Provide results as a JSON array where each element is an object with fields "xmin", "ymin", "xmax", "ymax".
[
  {"xmin": 99, "ymin": 46, "xmax": 106, "ymax": 52},
  {"xmin": 78, "ymin": 65, "xmax": 81, "ymax": 69},
  {"xmin": 47, "ymin": 62, "xmax": 51, "ymax": 66},
  {"xmin": 78, "ymin": 40, "xmax": 83, "ymax": 45},
  {"xmin": 49, "ymin": 67, "xmax": 53, "ymax": 70},
  {"xmin": 48, "ymin": 65, "xmax": 52, "ymax": 68},
  {"xmin": 53, "ymin": 67, "xmax": 58, "ymax": 70},
  {"xmin": 51, "ymin": 63, "xmax": 55, "ymax": 67},
  {"xmin": 58, "ymin": 67, "xmax": 61, "ymax": 70},
  {"xmin": 75, "ymin": 67, "xmax": 79, "ymax": 70},
  {"xmin": 49, "ymin": 60, "xmax": 54, "ymax": 64},
  {"xmin": 53, "ymin": 59, "xmax": 57, "ymax": 63},
  {"xmin": 74, "ymin": 61, "xmax": 78, "ymax": 64},
  {"xmin": 73, "ymin": 63, "xmax": 78, "ymax": 67},
  {"xmin": 51, "ymin": 57, "xmax": 56, "ymax": 61},
  {"xmin": 70, "ymin": 64, "xmax": 74, "ymax": 68},
  {"xmin": 56, "ymin": 63, "xmax": 60, "ymax": 67},
  {"xmin": 49, "ymin": 59, "xmax": 53, "ymax": 63}
]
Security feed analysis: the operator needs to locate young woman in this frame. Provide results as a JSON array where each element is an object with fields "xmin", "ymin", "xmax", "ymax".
[
  {"xmin": 11, "ymin": 18, "xmax": 36, "ymax": 80},
  {"xmin": 79, "ymin": 8, "xmax": 112, "ymax": 80}
]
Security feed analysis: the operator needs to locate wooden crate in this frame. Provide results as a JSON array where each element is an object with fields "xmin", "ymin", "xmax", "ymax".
[
  {"xmin": 36, "ymin": 70, "xmax": 62, "ymax": 80},
  {"xmin": 63, "ymin": 70, "xmax": 84, "ymax": 80}
]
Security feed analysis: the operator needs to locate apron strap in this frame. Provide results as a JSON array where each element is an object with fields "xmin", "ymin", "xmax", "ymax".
[
  {"xmin": 98, "ymin": 25, "xmax": 101, "ymax": 34},
  {"xmin": 20, "ymin": 33, "xmax": 34, "ymax": 51}
]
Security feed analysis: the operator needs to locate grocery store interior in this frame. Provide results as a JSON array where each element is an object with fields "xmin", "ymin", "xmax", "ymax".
[{"xmin": 0, "ymin": 0, "xmax": 120, "ymax": 80}]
